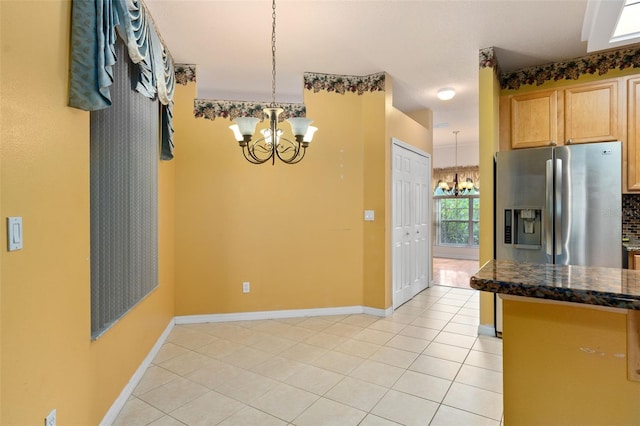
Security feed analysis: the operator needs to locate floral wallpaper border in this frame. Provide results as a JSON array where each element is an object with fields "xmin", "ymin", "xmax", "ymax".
[
  {"xmin": 479, "ymin": 47, "xmax": 501, "ymax": 81},
  {"xmin": 175, "ymin": 64, "xmax": 196, "ymax": 85},
  {"xmin": 192, "ymin": 72, "xmax": 386, "ymax": 121},
  {"xmin": 479, "ymin": 47, "xmax": 497, "ymax": 69},
  {"xmin": 303, "ymin": 72, "xmax": 385, "ymax": 95},
  {"xmin": 194, "ymin": 99, "xmax": 306, "ymax": 122},
  {"xmin": 499, "ymin": 44, "xmax": 640, "ymax": 90}
]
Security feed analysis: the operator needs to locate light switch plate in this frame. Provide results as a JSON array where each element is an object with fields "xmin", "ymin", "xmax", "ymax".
[
  {"xmin": 364, "ymin": 210, "xmax": 375, "ymax": 221},
  {"xmin": 7, "ymin": 217, "xmax": 23, "ymax": 251},
  {"xmin": 45, "ymin": 408, "xmax": 56, "ymax": 426}
]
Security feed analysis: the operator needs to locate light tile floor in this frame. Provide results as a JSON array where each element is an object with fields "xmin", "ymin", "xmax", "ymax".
[{"xmin": 114, "ymin": 286, "xmax": 503, "ymax": 425}]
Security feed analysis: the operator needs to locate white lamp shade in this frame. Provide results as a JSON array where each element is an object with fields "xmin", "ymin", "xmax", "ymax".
[
  {"xmin": 229, "ymin": 124, "xmax": 243, "ymax": 142},
  {"xmin": 233, "ymin": 117, "xmax": 260, "ymax": 136},
  {"xmin": 303, "ymin": 126, "xmax": 318, "ymax": 143},
  {"xmin": 287, "ymin": 117, "xmax": 313, "ymax": 136}
]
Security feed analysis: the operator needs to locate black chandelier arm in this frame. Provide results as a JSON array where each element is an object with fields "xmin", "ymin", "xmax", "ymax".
[
  {"xmin": 250, "ymin": 140, "xmax": 274, "ymax": 154},
  {"xmin": 276, "ymin": 137, "xmax": 301, "ymax": 155},
  {"xmin": 238, "ymin": 135, "xmax": 306, "ymax": 165},
  {"xmin": 275, "ymin": 137, "xmax": 305, "ymax": 164},
  {"xmin": 241, "ymin": 145, "xmax": 272, "ymax": 164},
  {"xmin": 244, "ymin": 135, "xmax": 277, "ymax": 164},
  {"xmin": 276, "ymin": 145, "xmax": 306, "ymax": 164}
]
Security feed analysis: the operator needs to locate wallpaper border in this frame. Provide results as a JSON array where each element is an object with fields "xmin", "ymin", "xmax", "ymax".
[
  {"xmin": 194, "ymin": 99, "xmax": 306, "ymax": 122},
  {"xmin": 303, "ymin": 72, "xmax": 386, "ymax": 95},
  {"xmin": 499, "ymin": 44, "xmax": 640, "ymax": 90},
  {"xmin": 175, "ymin": 64, "xmax": 197, "ymax": 85}
]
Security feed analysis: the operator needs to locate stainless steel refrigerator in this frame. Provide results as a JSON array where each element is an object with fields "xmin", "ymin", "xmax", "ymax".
[{"xmin": 494, "ymin": 141, "xmax": 621, "ymax": 332}]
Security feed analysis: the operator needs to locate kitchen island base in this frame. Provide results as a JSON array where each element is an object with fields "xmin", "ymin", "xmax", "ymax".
[{"xmin": 502, "ymin": 296, "xmax": 640, "ymax": 425}]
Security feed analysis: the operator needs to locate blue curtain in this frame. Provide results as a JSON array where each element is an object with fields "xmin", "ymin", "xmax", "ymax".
[{"xmin": 69, "ymin": 0, "xmax": 175, "ymax": 160}]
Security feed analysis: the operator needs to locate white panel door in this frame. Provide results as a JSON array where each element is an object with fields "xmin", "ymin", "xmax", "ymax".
[{"xmin": 392, "ymin": 140, "xmax": 431, "ymax": 309}]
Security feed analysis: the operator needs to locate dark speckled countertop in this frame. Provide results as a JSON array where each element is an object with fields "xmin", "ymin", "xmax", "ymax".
[{"xmin": 470, "ymin": 260, "xmax": 640, "ymax": 310}]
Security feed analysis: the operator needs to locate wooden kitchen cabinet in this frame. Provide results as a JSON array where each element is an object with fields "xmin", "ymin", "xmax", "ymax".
[
  {"xmin": 564, "ymin": 80, "xmax": 619, "ymax": 145},
  {"xmin": 627, "ymin": 77, "xmax": 640, "ymax": 191},
  {"xmin": 510, "ymin": 90, "xmax": 559, "ymax": 149},
  {"xmin": 627, "ymin": 251, "xmax": 640, "ymax": 270},
  {"xmin": 503, "ymin": 79, "xmax": 621, "ymax": 150}
]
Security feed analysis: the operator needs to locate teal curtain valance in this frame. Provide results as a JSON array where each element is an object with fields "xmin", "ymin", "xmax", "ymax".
[{"xmin": 69, "ymin": 0, "xmax": 175, "ymax": 160}]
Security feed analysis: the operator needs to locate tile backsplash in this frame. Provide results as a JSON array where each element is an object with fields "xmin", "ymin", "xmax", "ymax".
[{"xmin": 622, "ymin": 194, "xmax": 640, "ymax": 239}]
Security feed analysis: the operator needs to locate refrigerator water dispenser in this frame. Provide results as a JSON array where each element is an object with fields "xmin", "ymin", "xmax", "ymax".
[{"xmin": 504, "ymin": 209, "xmax": 542, "ymax": 248}]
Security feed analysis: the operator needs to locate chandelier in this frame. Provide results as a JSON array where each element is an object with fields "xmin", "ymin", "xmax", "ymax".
[
  {"xmin": 438, "ymin": 130, "xmax": 476, "ymax": 196},
  {"xmin": 229, "ymin": 0, "xmax": 317, "ymax": 165}
]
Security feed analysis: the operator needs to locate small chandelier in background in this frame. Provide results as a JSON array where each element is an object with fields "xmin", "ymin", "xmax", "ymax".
[
  {"xmin": 229, "ymin": 0, "xmax": 317, "ymax": 165},
  {"xmin": 438, "ymin": 130, "xmax": 477, "ymax": 196}
]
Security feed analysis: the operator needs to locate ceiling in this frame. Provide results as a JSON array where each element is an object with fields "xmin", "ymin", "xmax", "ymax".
[{"xmin": 145, "ymin": 0, "xmax": 599, "ymax": 148}]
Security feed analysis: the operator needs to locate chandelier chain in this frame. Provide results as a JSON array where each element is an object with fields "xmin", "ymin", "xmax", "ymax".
[
  {"xmin": 228, "ymin": 0, "xmax": 316, "ymax": 165},
  {"xmin": 271, "ymin": 0, "xmax": 277, "ymax": 106},
  {"xmin": 453, "ymin": 130, "xmax": 459, "ymax": 167}
]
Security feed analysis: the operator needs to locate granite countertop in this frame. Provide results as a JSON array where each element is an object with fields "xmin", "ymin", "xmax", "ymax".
[{"xmin": 470, "ymin": 260, "xmax": 640, "ymax": 310}]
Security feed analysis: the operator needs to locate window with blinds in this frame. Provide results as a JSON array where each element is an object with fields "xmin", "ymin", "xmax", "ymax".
[{"xmin": 90, "ymin": 38, "xmax": 159, "ymax": 339}]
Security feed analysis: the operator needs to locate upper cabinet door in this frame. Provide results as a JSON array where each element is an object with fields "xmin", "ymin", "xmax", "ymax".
[
  {"xmin": 564, "ymin": 81, "xmax": 619, "ymax": 145},
  {"xmin": 627, "ymin": 77, "xmax": 640, "ymax": 191},
  {"xmin": 510, "ymin": 90, "xmax": 559, "ymax": 149}
]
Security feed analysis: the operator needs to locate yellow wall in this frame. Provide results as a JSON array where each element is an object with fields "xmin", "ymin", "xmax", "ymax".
[
  {"xmin": 361, "ymin": 89, "xmax": 388, "ymax": 309},
  {"xmin": 173, "ymin": 75, "xmax": 431, "ymax": 315},
  {"xmin": 503, "ymin": 299, "xmax": 640, "ymax": 425},
  {"xmin": 0, "ymin": 1, "xmax": 175, "ymax": 424},
  {"xmin": 0, "ymin": 1, "xmax": 4, "ymax": 421},
  {"xmin": 478, "ymin": 65, "xmax": 501, "ymax": 326}
]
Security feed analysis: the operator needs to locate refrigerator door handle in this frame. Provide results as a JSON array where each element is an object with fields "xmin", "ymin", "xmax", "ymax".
[
  {"xmin": 555, "ymin": 158, "xmax": 563, "ymax": 256},
  {"xmin": 545, "ymin": 159, "xmax": 553, "ymax": 256}
]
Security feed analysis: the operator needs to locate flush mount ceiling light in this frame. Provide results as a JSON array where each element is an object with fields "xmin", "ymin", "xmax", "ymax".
[
  {"xmin": 437, "ymin": 88, "xmax": 456, "ymax": 101},
  {"xmin": 229, "ymin": 0, "xmax": 317, "ymax": 165}
]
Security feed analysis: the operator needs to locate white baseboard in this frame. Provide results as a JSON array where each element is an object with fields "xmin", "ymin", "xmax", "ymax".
[
  {"xmin": 477, "ymin": 324, "xmax": 497, "ymax": 337},
  {"xmin": 100, "ymin": 319, "xmax": 175, "ymax": 426},
  {"xmin": 175, "ymin": 305, "xmax": 388, "ymax": 325},
  {"xmin": 363, "ymin": 306, "xmax": 393, "ymax": 317}
]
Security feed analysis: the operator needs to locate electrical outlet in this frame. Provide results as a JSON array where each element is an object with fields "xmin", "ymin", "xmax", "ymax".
[
  {"xmin": 45, "ymin": 409, "xmax": 56, "ymax": 426},
  {"xmin": 242, "ymin": 281, "xmax": 250, "ymax": 293}
]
